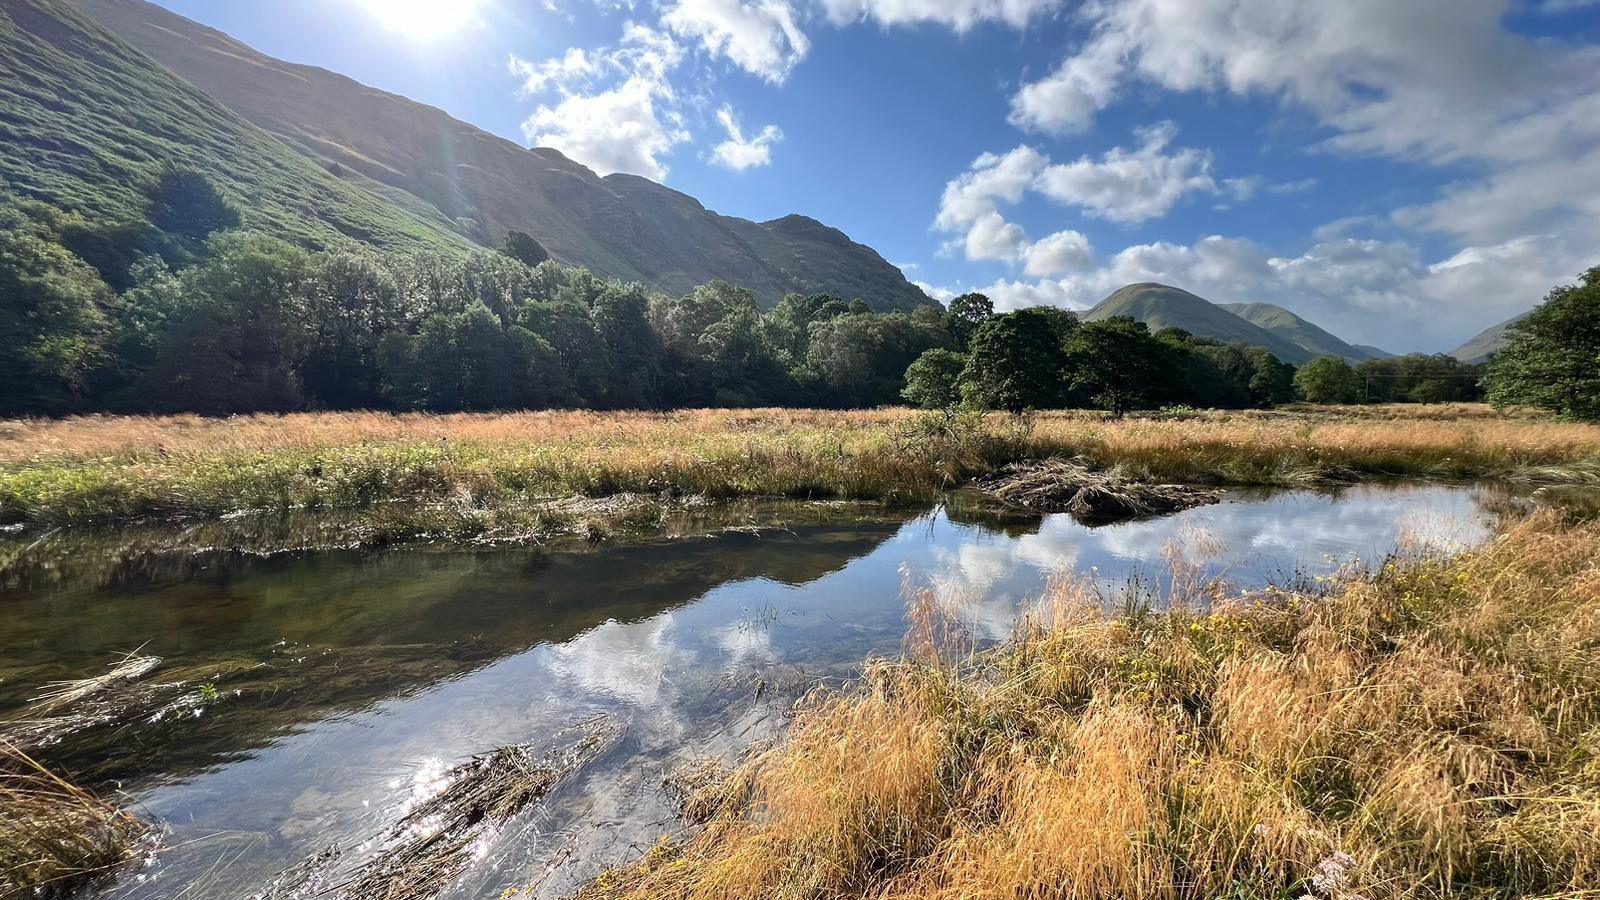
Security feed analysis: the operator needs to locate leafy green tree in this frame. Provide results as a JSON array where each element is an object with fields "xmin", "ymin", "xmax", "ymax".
[
  {"xmin": 1247, "ymin": 348, "xmax": 1297, "ymax": 406},
  {"xmin": 764, "ymin": 293, "xmax": 847, "ymax": 368},
  {"xmin": 1295, "ymin": 356, "xmax": 1361, "ymax": 404},
  {"xmin": 804, "ymin": 311, "xmax": 948, "ymax": 407},
  {"xmin": 650, "ymin": 281, "xmax": 758, "ymax": 358},
  {"xmin": 945, "ymin": 292, "xmax": 994, "ymax": 346},
  {"xmin": 122, "ymin": 234, "xmax": 314, "ymax": 413},
  {"xmin": 592, "ymin": 284, "xmax": 664, "ymax": 408},
  {"xmin": 301, "ymin": 252, "xmax": 402, "ymax": 408},
  {"xmin": 960, "ymin": 308, "xmax": 1077, "ymax": 412},
  {"xmin": 520, "ymin": 298, "xmax": 608, "ymax": 406},
  {"xmin": 460, "ymin": 251, "xmax": 536, "ymax": 326},
  {"xmin": 0, "ymin": 209, "xmax": 116, "ymax": 415},
  {"xmin": 1485, "ymin": 268, "xmax": 1600, "ymax": 419},
  {"xmin": 1064, "ymin": 316, "xmax": 1178, "ymax": 416},
  {"xmin": 148, "ymin": 168, "xmax": 240, "ymax": 241},
  {"xmin": 902, "ymin": 348, "xmax": 968, "ymax": 408},
  {"xmin": 1155, "ymin": 329, "xmax": 1251, "ymax": 409},
  {"xmin": 500, "ymin": 230, "xmax": 550, "ymax": 268},
  {"xmin": 697, "ymin": 306, "xmax": 797, "ymax": 406}
]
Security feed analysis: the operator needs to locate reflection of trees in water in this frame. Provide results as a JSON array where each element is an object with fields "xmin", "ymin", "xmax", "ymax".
[
  {"xmin": 940, "ymin": 490, "xmax": 1046, "ymax": 539},
  {"xmin": 0, "ymin": 504, "xmax": 913, "ymax": 791}
]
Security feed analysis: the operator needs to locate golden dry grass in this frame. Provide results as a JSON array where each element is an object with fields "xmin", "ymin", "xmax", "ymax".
[
  {"xmin": 0, "ymin": 744, "xmax": 151, "ymax": 898},
  {"xmin": 1, "ymin": 405, "xmax": 1598, "ymax": 526},
  {"xmin": 580, "ymin": 511, "xmax": 1600, "ymax": 900}
]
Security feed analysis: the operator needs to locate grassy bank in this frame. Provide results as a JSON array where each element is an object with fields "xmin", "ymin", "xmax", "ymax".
[
  {"xmin": 3, "ymin": 405, "xmax": 1599, "ymax": 528},
  {"xmin": 579, "ymin": 510, "xmax": 1600, "ymax": 900},
  {"xmin": 0, "ymin": 746, "xmax": 151, "ymax": 898}
]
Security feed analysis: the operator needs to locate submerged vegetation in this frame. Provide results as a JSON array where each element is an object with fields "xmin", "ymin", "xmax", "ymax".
[
  {"xmin": 256, "ymin": 717, "xmax": 625, "ymax": 900},
  {"xmin": 579, "ymin": 509, "xmax": 1600, "ymax": 900},
  {"xmin": 2, "ymin": 405, "xmax": 1598, "ymax": 530}
]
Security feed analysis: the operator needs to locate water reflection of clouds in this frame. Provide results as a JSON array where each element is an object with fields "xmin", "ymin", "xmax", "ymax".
[
  {"xmin": 928, "ymin": 485, "xmax": 1491, "ymax": 642},
  {"xmin": 547, "ymin": 615, "xmax": 696, "ymax": 706},
  {"xmin": 713, "ymin": 620, "xmax": 776, "ymax": 666}
]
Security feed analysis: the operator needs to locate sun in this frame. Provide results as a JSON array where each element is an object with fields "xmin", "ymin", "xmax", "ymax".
[{"xmin": 353, "ymin": 0, "xmax": 482, "ymax": 41}]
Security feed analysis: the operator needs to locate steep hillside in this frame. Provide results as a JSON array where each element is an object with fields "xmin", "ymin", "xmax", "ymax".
[
  {"xmin": 1451, "ymin": 312, "xmax": 1529, "ymax": 364},
  {"xmin": 0, "ymin": 0, "xmax": 470, "ymax": 253},
  {"xmin": 1085, "ymin": 284, "xmax": 1316, "ymax": 364},
  {"xmin": 1221, "ymin": 302, "xmax": 1379, "ymax": 363},
  {"xmin": 70, "ymin": 0, "xmax": 931, "ymax": 310}
]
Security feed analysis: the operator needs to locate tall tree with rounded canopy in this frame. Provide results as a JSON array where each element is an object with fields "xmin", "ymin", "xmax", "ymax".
[
  {"xmin": 1064, "ymin": 316, "xmax": 1178, "ymax": 416},
  {"xmin": 1295, "ymin": 356, "xmax": 1361, "ymax": 404},
  {"xmin": 945, "ymin": 292, "xmax": 994, "ymax": 347},
  {"xmin": 960, "ymin": 308, "xmax": 1077, "ymax": 412},
  {"xmin": 1485, "ymin": 268, "xmax": 1600, "ymax": 420},
  {"xmin": 902, "ymin": 348, "xmax": 968, "ymax": 409}
]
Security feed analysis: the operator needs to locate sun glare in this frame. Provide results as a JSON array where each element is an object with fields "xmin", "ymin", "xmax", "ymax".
[{"xmin": 353, "ymin": 0, "xmax": 481, "ymax": 41}]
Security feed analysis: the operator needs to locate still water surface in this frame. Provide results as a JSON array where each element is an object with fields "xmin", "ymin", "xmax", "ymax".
[{"xmin": 0, "ymin": 483, "xmax": 1502, "ymax": 899}]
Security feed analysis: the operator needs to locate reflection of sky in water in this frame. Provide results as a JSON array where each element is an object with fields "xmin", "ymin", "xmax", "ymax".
[
  {"xmin": 85, "ymin": 483, "xmax": 1494, "ymax": 900},
  {"xmin": 929, "ymin": 484, "xmax": 1491, "ymax": 641}
]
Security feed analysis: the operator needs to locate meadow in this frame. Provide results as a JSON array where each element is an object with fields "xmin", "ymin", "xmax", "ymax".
[{"xmin": 3, "ymin": 404, "xmax": 1599, "ymax": 528}]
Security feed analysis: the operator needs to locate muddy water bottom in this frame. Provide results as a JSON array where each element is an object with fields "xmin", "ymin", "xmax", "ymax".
[{"xmin": 0, "ymin": 483, "xmax": 1507, "ymax": 899}]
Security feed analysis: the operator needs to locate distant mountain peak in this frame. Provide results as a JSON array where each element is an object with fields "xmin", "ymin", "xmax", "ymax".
[
  {"xmin": 1449, "ymin": 310, "xmax": 1530, "ymax": 364},
  {"xmin": 1085, "ymin": 284, "xmax": 1371, "ymax": 365},
  {"xmin": 1220, "ymin": 302, "xmax": 1379, "ymax": 363}
]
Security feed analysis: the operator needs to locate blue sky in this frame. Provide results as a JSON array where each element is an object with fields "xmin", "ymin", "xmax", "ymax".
[{"xmin": 149, "ymin": 0, "xmax": 1600, "ymax": 351}]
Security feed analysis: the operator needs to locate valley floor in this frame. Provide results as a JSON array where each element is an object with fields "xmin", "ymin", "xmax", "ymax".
[
  {"xmin": 3, "ymin": 404, "xmax": 1598, "ymax": 531},
  {"xmin": 4, "ymin": 404, "xmax": 1600, "ymax": 897}
]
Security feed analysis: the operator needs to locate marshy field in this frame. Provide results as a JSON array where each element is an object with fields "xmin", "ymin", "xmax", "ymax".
[{"xmin": 3, "ymin": 404, "xmax": 1600, "ymax": 899}]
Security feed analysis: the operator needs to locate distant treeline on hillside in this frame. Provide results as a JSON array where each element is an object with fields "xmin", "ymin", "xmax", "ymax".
[{"xmin": 2, "ymin": 172, "xmax": 1486, "ymax": 417}]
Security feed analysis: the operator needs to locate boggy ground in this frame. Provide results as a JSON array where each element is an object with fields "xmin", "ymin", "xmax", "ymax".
[
  {"xmin": 3, "ymin": 404, "xmax": 1599, "ymax": 529},
  {"xmin": 577, "ymin": 509, "xmax": 1600, "ymax": 900}
]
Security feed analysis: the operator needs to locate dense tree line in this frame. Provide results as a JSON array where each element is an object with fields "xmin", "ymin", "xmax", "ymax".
[{"xmin": 902, "ymin": 293, "xmax": 1296, "ymax": 415}]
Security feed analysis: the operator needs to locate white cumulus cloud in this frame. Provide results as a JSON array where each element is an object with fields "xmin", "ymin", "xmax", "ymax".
[
  {"xmin": 709, "ymin": 105, "xmax": 782, "ymax": 169},
  {"xmin": 514, "ymin": 24, "xmax": 691, "ymax": 180},
  {"xmin": 662, "ymin": 0, "xmax": 809, "ymax": 81},
  {"xmin": 1034, "ymin": 121, "xmax": 1219, "ymax": 223}
]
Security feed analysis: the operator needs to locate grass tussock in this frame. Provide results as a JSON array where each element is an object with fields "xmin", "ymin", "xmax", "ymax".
[
  {"xmin": 579, "ymin": 511, "xmax": 1600, "ymax": 900},
  {"xmin": 2, "ymin": 405, "xmax": 1598, "ymax": 528},
  {"xmin": 0, "ymin": 744, "xmax": 152, "ymax": 899}
]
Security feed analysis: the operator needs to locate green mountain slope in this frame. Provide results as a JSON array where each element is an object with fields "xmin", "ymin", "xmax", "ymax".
[
  {"xmin": 1085, "ymin": 284, "xmax": 1316, "ymax": 364},
  {"xmin": 1220, "ymin": 302, "xmax": 1379, "ymax": 363},
  {"xmin": 1450, "ymin": 312, "xmax": 1529, "ymax": 364},
  {"xmin": 0, "ymin": 0, "xmax": 470, "ymax": 254},
  {"xmin": 69, "ymin": 0, "xmax": 931, "ymax": 311}
]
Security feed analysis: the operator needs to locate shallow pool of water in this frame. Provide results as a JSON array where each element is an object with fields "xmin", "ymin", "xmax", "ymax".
[{"xmin": 0, "ymin": 483, "xmax": 1506, "ymax": 899}]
